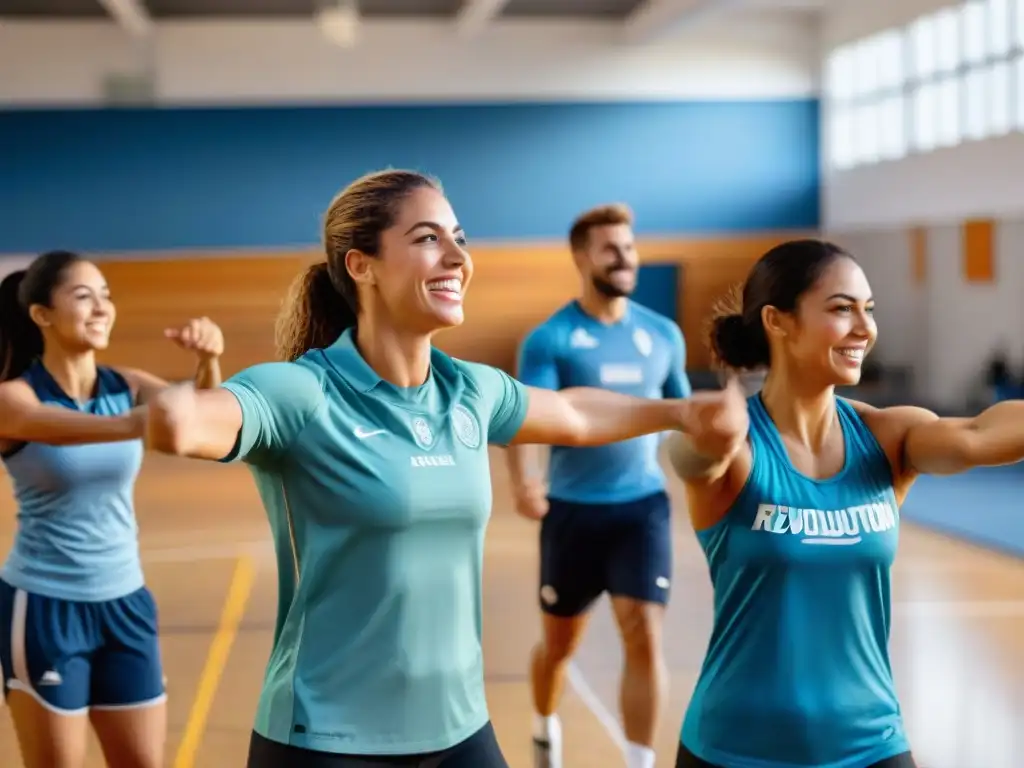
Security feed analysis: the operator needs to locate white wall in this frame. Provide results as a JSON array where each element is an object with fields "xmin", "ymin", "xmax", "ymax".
[
  {"xmin": 832, "ymin": 219, "xmax": 1024, "ymax": 410},
  {"xmin": 820, "ymin": 0, "xmax": 1024, "ymax": 407},
  {"xmin": 0, "ymin": 13, "xmax": 818, "ymax": 106}
]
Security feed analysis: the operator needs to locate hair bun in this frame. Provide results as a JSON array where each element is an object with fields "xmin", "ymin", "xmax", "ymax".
[{"xmin": 711, "ymin": 313, "xmax": 764, "ymax": 370}]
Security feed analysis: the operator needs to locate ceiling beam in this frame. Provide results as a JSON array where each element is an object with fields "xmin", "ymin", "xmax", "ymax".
[
  {"xmin": 454, "ymin": 0, "xmax": 511, "ymax": 39},
  {"xmin": 622, "ymin": 0, "xmax": 742, "ymax": 44},
  {"xmin": 96, "ymin": 0, "xmax": 153, "ymax": 38}
]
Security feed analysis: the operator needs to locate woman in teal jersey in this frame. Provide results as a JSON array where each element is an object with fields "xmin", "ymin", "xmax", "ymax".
[
  {"xmin": 0, "ymin": 250, "xmax": 224, "ymax": 768},
  {"xmin": 666, "ymin": 239, "xmax": 1024, "ymax": 768},
  {"xmin": 143, "ymin": 169, "xmax": 734, "ymax": 768}
]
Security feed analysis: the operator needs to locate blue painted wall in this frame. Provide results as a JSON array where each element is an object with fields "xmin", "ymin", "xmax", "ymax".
[{"xmin": 0, "ymin": 101, "xmax": 819, "ymax": 254}]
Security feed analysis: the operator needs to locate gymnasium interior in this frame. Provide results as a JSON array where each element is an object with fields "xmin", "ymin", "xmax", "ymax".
[{"xmin": 2, "ymin": 0, "xmax": 1024, "ymax": 765}]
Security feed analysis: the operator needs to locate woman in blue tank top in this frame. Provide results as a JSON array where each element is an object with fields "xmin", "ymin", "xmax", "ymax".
[
  {"xmin": 665, "ymin": 239, "xmax": 1024, "ymax": 768},
  {"xmin": 0, "ymin": 250, "xmax": 224, "ymax": 768}
]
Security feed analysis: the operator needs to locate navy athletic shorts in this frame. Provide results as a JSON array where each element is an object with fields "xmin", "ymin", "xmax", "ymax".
[
  {"xmin": 0, "ymin": 579, "xmax": 165, "ymax": 714},
  {"xmin": 538, "ymin": 490, "xmax": 673, "ymax": 617}
]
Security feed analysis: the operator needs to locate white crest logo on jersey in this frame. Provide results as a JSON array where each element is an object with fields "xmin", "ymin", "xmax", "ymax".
[
  {"xmin": 570, "ymin": 328, "xmax": 599, "ymax": 349},
  {"xmin": 633, "ymin": 328, "xmax": 653, "ymax": 357},
  {"xmin": 410, "ymin": 417, "xmax": 434, "ymax": 449},
  {"xmin": 452, "ymin": 404, "xmax": 481, "ymax": 449},
  {"xmin": 751, "ymin": 501, "xmax": 897, "ymax": 545}
]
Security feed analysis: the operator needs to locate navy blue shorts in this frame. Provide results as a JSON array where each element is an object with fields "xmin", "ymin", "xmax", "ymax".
[
  {"xmin": 538, "ymin": 490, "xmax": 673, "ymax": 617},
  {"xmin": 0, "ymin": 579, "xmax": 166, "ymax": 714}
]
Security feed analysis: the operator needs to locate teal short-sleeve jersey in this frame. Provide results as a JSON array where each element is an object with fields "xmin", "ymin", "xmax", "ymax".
[{"xmin": 220, "ymin": 328, "xmax": 530, "ymax": 756}]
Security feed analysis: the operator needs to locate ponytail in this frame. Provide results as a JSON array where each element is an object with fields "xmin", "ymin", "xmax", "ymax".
[
  {"xmin": 275, "ymin": 261, "xmax": 357, "ymax": 362},
  {"xmin": 0, "ymin": 270, "xmax": 43, "ymax": 382}
]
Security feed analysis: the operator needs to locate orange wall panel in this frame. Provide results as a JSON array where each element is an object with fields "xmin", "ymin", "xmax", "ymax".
[
  {"xmin": 962, "ymin": 219, "xmax": 995, "ymax": 283},
  {"xmin": 909, "ymin": 226, "xmax": 927, "ymax": 285}
]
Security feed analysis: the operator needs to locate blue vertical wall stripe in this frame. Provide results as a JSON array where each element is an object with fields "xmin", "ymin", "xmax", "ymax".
[{"xmin": 0, "ymin": 100, "xmax": 819, "ymax": 253}]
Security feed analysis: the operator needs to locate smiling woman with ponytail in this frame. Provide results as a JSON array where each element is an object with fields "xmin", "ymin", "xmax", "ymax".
[
  {"xmin": 0, "ymin": 249, "xmax": 229, "ymax": 768},
  {"xmin": 141, "ymin": 168, "xmax": 738, "ymax": 768}
]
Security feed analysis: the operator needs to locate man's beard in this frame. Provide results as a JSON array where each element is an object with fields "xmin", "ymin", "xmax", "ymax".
[{"xmin": 592, "ymin": 268, "xmax": 634, "ymax": 299}]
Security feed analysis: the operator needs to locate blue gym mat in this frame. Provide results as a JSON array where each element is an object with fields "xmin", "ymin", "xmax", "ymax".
[{"xmin": 902, "ymin": 464, "xmax": 1024, "ymax": 558}]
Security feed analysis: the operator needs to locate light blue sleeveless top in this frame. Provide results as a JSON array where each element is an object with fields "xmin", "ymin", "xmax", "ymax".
[
  {"xmin": 681, "ymin": 394, "xmax": 909, "ymax": 768},
  {"xmin": 1, "ymin": 361, "xmax": 145, "ymax": 602}
]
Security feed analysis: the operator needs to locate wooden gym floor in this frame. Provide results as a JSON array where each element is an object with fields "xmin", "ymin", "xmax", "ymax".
[{"xmin": 2, "ymin": 450, "xmax": 1024, "ymax": 767}]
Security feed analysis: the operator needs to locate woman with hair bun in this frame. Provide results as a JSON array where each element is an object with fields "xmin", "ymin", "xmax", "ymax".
[{"xmin": 667, "ymin": 238, "xmax": 1024, "ymax": 768}]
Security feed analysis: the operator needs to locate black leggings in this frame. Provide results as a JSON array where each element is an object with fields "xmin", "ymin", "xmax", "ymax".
[
  {"xmin": 676, "ymin": 744, "xmax": 917, "ymax": 768},
  {"xmin": 246, "ymin": 722, "xmax": 508, "ymax": 768}
]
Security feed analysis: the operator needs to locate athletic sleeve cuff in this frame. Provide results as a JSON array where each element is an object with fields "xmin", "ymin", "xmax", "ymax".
[
  {"xmin": 489, "ymin": 377, "xmax": 530, "ymax": 447},
  {"xmin": 217, "ymin": 381, "xmax": 258, "ymax": 463}
]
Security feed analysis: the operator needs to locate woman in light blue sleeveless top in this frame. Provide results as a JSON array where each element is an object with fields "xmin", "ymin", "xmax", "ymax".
[
  {"xmin": 0, "ymin": 250, "xmax": 224, "ymax": 768},
  {"xmin": 139, "ymin": 170, "xmax": 735, "ymax": 768},
  {"xmin": 665, "ymin": 239, "xmax": 1024, "ymax": 768}
]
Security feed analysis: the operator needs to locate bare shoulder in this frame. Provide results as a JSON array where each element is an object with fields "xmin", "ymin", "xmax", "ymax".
[
  {"xmin": 843, "ymin": 398, "xmax": 940, "ymax": 491},
  {"xmin": 0, "ymin": 378, "xmax": 39, "ymax": 407},
  {"xmin": 844, "ymin": 398, "xmax": 938, "ymax": 430},
  {"xmin": 111, "ymin": 366, "xmax": 170, "ymax": 404},
  {"xmin": 0, "ymin": 379, "xmax": 39, "ymax": 450},
  {"xmin": 111, "ymin": 366, "xmax": 167, "ymax": 388}
]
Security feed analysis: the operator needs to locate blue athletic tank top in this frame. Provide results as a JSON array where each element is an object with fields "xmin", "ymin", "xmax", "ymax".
[
  {"xmin": 681, "ymin": 394, "xmax": 909, "ymax": 768},
  {"xmin": 1, "ymin": 361, "xmax": 145, "ymax": 602}
]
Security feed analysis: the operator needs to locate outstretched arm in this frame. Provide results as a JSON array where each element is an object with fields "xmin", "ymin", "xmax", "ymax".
[
  {"xmin": 146, "ymin": 362, "xmax": 324, "ymax": 463},
  {"xmin": 145, "ymin": 385, "xmax": 243, "ymax": 460},
  {"xmin": 0, "ymin": 380, "xmax": 144, "ymax": 446},
  {"xmin": 510, "ymin": 385, "xmax": 685, "ymax": 446},
  {"xmin": 904, "ymin": 400, "xmax": 1024, "ymax": 476},
  {"xmin": 663, "ymin": 377, "xmax": 749, "ymax": 483},
  {"xmin": 119, "ymin": 317, "xmax": 225, "ymax": 405}
]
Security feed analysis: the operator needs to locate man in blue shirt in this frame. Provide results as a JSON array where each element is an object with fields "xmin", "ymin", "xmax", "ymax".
[{"xmin": 506, "ymin": 204, "xmax": 691, "ymax": 768}]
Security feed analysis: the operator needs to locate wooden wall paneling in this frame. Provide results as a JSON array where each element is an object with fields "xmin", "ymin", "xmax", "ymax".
[{"xmin": 91, "ymin": 232, "xmax": 803, "ymax": 379}]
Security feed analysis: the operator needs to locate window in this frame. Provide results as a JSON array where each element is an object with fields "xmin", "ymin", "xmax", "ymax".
[
  {"xmin": 1016, "ymin": 0, "xmax": 1024, "ymax": 48},
  {"xmin": 876, "ymin": 31, "xmax": 904, "ymax": 91},
  {"xmin": 911, "ymin": 15, "xmax": 937, "ymax": 80},
  {"xmin": 963, "ymin": 2, "xmax": 987, "ymax": 65},
  {"xmin": 935, "ymin": 8, "xmax": 961, "ymax": 74},
  {"xmin": 830, "ymin": 109, "xmax": 856, "ymax": 169},
  {"xmin": 937, "ymin": 77, "xmax": 961, "ymax": 146},
  {"xmin": 989, "ymin": 0, "xmax": 1011, "ymax": 56},
  {"xmin": 878, "ymin": 94, "xmax": 907, "ymax": 159},
  {"xmin": 854, "ymin": 38, "xmax": 881, "ymax": 98},
  {"xmin": 1015, "ymin": 58, "xmax": 1024, "ymax": 128},
  {"xmin": 964, "ymin": 67, "xmax": 989, "ymax": 140},
  {"xmin": 827, "ymin": 47, "xmax": 856, "ymax": 102},
  {"xmin": 914, "ymin": 82, "xmax": 939, "ymax": 151},
  {"xmin": 989, "ymin": 62, "xmax": 1011, "ymax": 135},
  {"xmin": 855, "ymin": 103, "xmax": 880, "ymax": 163},
  {"xmin": 831, "ymin": 1, "xmax": 1024, "ymax": 169},
  {"xmin": 826, "ymin": 29, "xmax": 907, "ymax": 170}
]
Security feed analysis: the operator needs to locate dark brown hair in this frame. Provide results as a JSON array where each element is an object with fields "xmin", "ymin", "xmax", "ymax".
[
  {"xmin": 275, "ymin": 169, "xmax": 442, "ymax": 362},
  {"xmin": 708, "ymin": 239, "xmax": 854, "ymax": 370},
  {"xmin": 0, "ymin": 250, "xmax": 84, "ymax": 382},
  {"xmin": 568, "ymin": 203, "xmax": 634, "ymax": 253}
]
